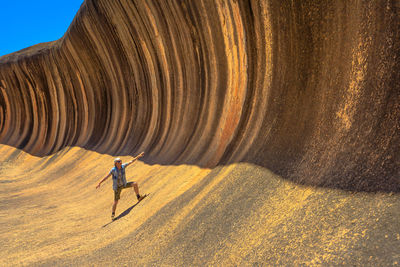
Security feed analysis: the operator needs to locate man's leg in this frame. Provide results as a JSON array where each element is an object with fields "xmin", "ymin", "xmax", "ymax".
[
  {"xmin": 112, "ymin": 188, "xmax": 121, "ymax": 220},
  {"xmin": 127, "ymin": 182, "xmax": 143, "ymax": 200},
  {"xmin": 112, "ymin": 200, "xmax": 118, "ymax": 214}
]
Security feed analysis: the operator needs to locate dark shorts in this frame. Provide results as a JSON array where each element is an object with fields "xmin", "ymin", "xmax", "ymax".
[{"xmin": 114, "ymin": 182, "xmax": 135, "ymax": 201}]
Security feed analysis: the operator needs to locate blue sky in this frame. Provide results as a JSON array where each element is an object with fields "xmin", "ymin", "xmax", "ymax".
[{"xmin": 0, "ymin": 1, "xmax": 83, "ymax": 57}]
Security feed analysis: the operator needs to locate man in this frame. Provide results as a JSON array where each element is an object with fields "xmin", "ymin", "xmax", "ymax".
[{"xmin": 96, "ymin": 152, "xmax": 145, "ymax": 220}]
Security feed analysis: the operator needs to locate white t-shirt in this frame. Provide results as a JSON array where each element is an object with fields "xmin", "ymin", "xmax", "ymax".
[{"xmin": 116, "ymin": 169, "xmax": 124, "ymax": 187}]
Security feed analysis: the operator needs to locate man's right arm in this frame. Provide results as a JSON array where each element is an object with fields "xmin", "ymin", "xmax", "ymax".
[{"xmin": 96, "ymin": 173, "xmax": 111, "ymax": 189}]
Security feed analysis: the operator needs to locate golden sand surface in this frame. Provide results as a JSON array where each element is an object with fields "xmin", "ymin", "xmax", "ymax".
[
  {"xmin": 1, "ymin": 144, "xmax": 399, "ymax": 266},
  {"xmin": 0, "ymin": 144, "xmax": 211, "ymax": 265}
]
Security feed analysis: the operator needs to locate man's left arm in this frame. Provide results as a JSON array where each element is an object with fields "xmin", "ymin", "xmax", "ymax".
[{"xmin": 125, "ymin": 152, "xmax": 145, "ymax": 168}]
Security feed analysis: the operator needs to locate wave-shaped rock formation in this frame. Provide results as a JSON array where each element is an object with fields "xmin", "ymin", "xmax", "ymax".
[
  {"xmin": 1, "ymin": 1, "xmax": 400, "ymax": 265},
  {"xmin": 0, "ymin": 0, "xmax": 399, "ymax": 192}
]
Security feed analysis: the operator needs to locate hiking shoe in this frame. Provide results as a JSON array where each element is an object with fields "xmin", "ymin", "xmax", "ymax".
[
  {"xmin": 111, "ymin": 213, "xmax": 115, "ymax": 220},
  {"xmin": 137, "ymin": 195, "xmax": 145, "ymax": 201}
]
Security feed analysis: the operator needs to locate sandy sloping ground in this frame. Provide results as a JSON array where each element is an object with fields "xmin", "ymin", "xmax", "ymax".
[{"xmin": 1, "ymin": 143, "xmax": 399, "ymax": 266}]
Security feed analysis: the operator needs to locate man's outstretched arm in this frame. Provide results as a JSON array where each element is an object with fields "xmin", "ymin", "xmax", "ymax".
[
  {"xmin": 96, "ymin": 173, "xmax": 111, "ymax": 189},
  {"xmin": 124, "ymin": 152, "xmax": 145, "ymax": 168}
]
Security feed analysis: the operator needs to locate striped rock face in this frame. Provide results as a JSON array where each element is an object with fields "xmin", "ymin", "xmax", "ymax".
[{"xmin": 1, "ymin": 0, "xmax": 398, "ymax": 192}]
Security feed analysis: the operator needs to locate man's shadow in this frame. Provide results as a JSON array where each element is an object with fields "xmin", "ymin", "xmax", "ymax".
[{"xmin": 102, "ymin": 194, "xmax": 149, "ymax": 228}]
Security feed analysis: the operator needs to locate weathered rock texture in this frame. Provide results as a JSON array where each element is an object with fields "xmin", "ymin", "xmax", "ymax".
[
  {"xmin": 1, "ymin": 1, "xmax": 400, "ymax": 265},
  {"xmin": 0, "ymin": 0, "xmax": 399, "ymax": 192}
]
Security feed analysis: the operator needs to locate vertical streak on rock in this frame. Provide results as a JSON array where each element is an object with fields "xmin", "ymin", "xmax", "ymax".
[
  {"xmin": 136, "ymin": 34, "xmax": 160, "ymax": 153},
  {"xmin": 175, "ymin": 0, "xmax": 222, "ymax": 165},
  {"xmin": 220, "ymin": 0, "xmax": 273, "ymax": 164},
  {"xmin": 74, "ymin": 70, "xmax": 90, "ymax": 146},
  {"xmin": 0, "ymin": 81, "xmax": 11, "ymax": 141},
  {"xmin": 141, "ymin": 0, "xmax": 173, "ymax": 157},
  {"xmin": 22, "ymin": 77, "xmax": 39, "ymax": 153},
  {"xmin": 204, "ymin": 1, "xmax": 247, "ymax": 167}
]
